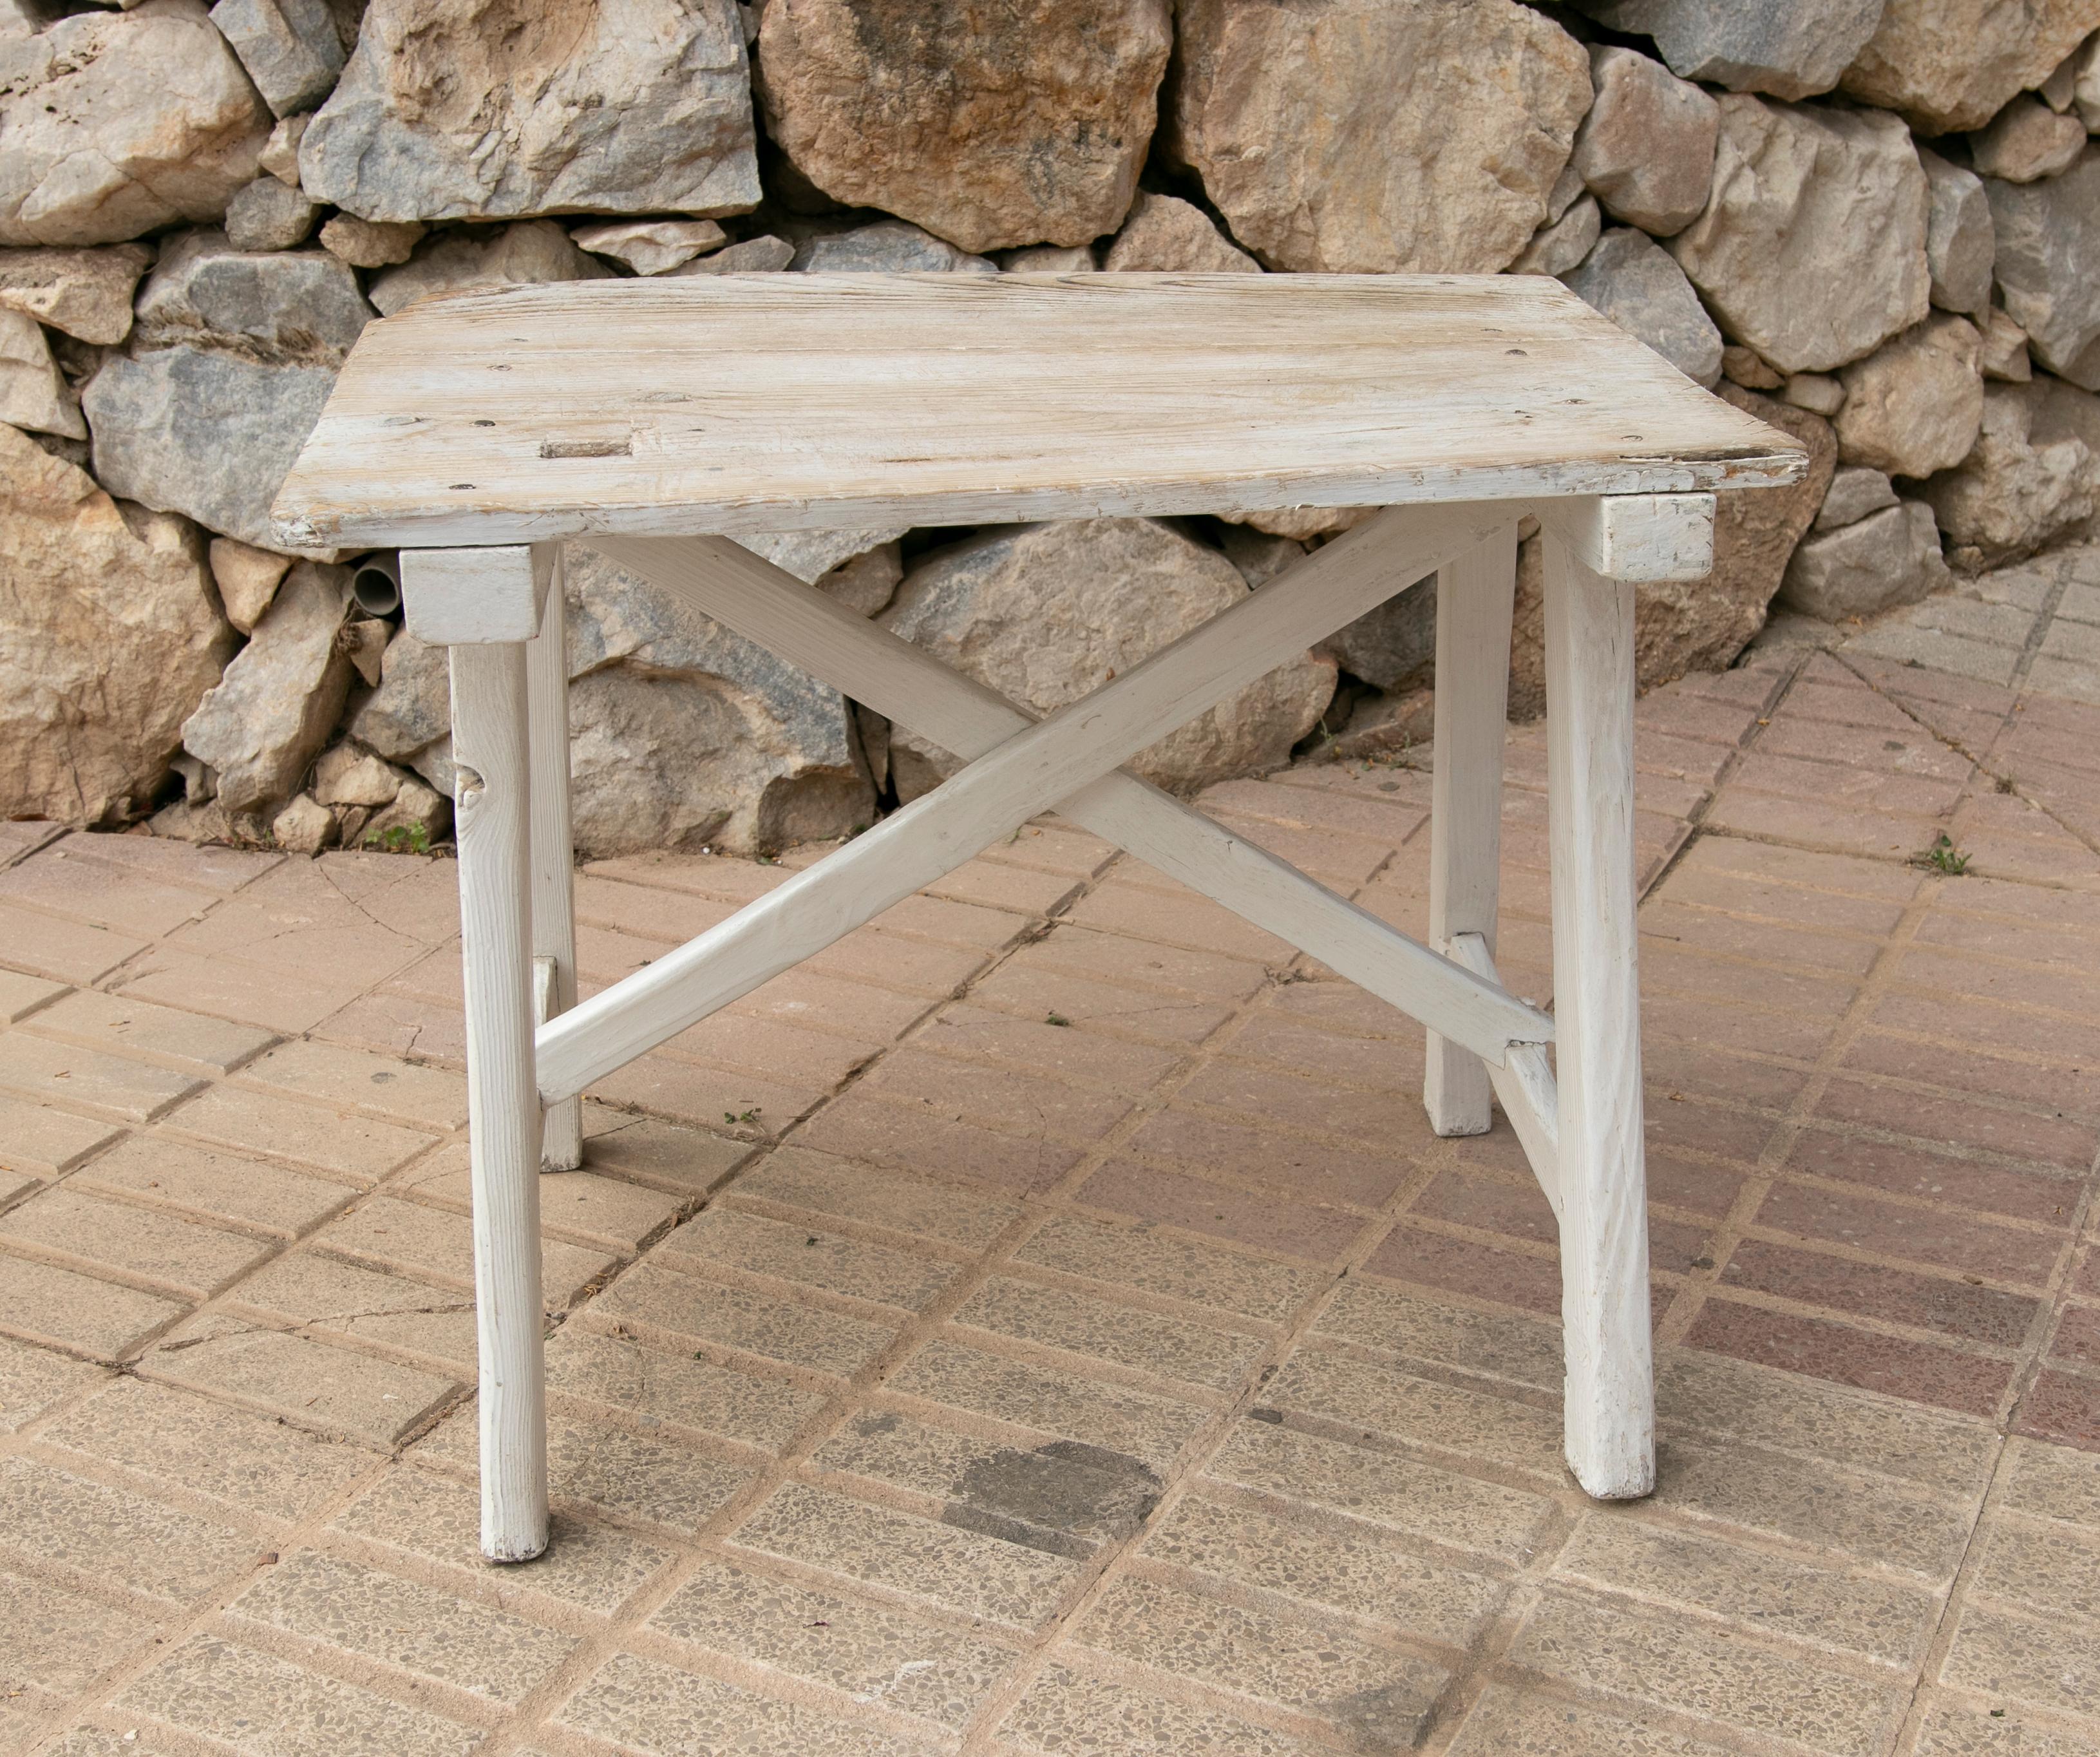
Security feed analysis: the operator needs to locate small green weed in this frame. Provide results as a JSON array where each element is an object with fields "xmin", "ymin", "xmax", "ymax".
[
  {"xmin": 1921, "ymin": 833, "xmax": 1970, "ymax": 875},
  {"xmin": 1044, "ymin": 1012, "xmax": 1071, "ymax": 1028},
  {"xmin": 724, "ymin": 1106, "xmax": 763, "ymax": 1126},
  {"xmin": 364, "ymin": 822, "xmax": 432, "ymax": 856}
]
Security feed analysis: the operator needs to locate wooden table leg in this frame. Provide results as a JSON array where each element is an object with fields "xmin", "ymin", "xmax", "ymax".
[
  {"xmin": 1425, "ymin": 525, "xmax": 1519, "ymax": 1137},
  {"xmin": 527, "ymin": 556, "xmax": 582, "ymax": 1173},
  {"xmin": 404, "ymin": 546, "xmax": 553, "ymax": 1561},
  {"xmin": 1542, "ymin": 516, "xmax": 1654, "ymax": 1499}
]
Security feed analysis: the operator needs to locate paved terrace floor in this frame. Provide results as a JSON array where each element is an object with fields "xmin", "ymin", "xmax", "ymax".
[{"xmin": 3, "ymin": 549, "xmax": 2099, "ymax": 1757}]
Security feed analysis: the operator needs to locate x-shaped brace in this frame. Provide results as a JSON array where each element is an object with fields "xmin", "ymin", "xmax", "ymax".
[{"xmin": 534, "ymin": 502, "xmax": 1555, "ymax": 1107}]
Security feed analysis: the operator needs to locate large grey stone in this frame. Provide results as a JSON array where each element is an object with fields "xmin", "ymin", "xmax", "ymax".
[
  {"xmin": 0, "ymin": 309, "xmax": 84, "ymax": 438},
  {"xmin": 1571, "ymin": 46, "xmax": 1720, "ymax": 237},
  {"xmin": 1841, "ymin": 0, "xmax": 2100, "ymax": 133},
  {"xmin": 1509, "ymin": 193, "xmax": 1601, "ymax": 277},
  {"xmin": 1668, "ymin": 96, "xmax": 1930, "ymax": 374},
  {"xmin": 347, "ymin": 624, "xmax": 448, "ymax": 761},
  {"xmin": 561, "ymin": 545, "xmax": 873, "ymax": 857},
  {"xmin": 131, "ymin": 234, "xmax": 371, "ymax": 363},
  {"xmin": 1922, "ymin": 380, "xmax": 2099, "ymax": 562},
  {"xmin": 0, "ymin": 1, "xmax": 270, "ymax": 247},
  {"xmin": 788, "ymin": 220, "xmax": 996, "ymax": 276},
  {"xmin": 83, "ymin": 347, "xmax": 340, "ymax": 551},
  {"xmin": 670, "ymin": 234, "xmax": 794, "ymax": 276},
  {"xmin": 756, "ymin": 0, "xmax": 1170, "ymax": 256},
  {"xmin": 207, "ymin": 0, "xmax": 346, "ymax": 119},
  {"xmin": 1917, "ymin": 148, "xmax": 1993, "ymax": 320},
  {"xmin": 1561, "ymin": 227, "xmax": 1724, "ymax": 388},
  {"xmin": 1573, "ymin": 0, "xmax": 1884, "ymax": 99},
  {"xmin": 222, "ymin": 176, "xmax": 318, "ymax": 252},
  {"xmin": 0, "ymin": 421, "xmax": 233, "ymax": 824},
  {"xmin": 1987, "ymin": 150, "xmax": 2100, "ymax": 391},
  {"xmin": 1101, "ymin": 193, "xmax": 1258, "ymax": 273},
  {"xmin": 1166, "ymin": 0, "xmax": 1592, "ymax": 274},
  {"xmin": 299, "ymin": 0, "xmax": 759, "ymax": 225},
  {"xmin": 1321, "ymin": 578, "xmax": 1436, "ymax": 694},
  {"xmin": 1970, "ymin": 95, "xmax": 2087, "ymax": 184},
  {"xmin": 735, "ymin": 526, "xmax": 913, "ymax": 589},
  {"xmin": 1780, "ymin": 501, "xmax": 1950, "ymax": 619},
  {"xmin": 1814, "ymin": 464, "xmax": 1900, "ymax": 530},
  {"xmin": 876, "ymin": 518, "xmax": 1335, "ymax": 798},
  {"xmin": 180, "ymin": 560, "xmax": 351, "ymax": 813},
  {"xmin": 0, "ymin": 245, "xmax": 153, "ymax": 343},
  {"xmin": 366, "ymin": 220, "xmax": 610, "ymax": 318},
  {"xmin": 1835, "ymin": 314, "xmax": 1983, "ymax": 479}
]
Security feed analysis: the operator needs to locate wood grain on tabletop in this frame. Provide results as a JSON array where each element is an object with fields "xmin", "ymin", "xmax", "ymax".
[{"xmin": 273, "ymin": 272, "xmax": 1808, "ymax": 549}]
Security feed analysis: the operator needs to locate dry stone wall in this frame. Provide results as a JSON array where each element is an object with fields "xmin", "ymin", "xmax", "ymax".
[{"xmin": 5, "ymin": 0, "xmax": 2100, "ymax": 854}]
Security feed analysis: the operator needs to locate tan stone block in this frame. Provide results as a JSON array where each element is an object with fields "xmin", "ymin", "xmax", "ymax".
[
  {"xmin": 649, "ymin": 1559, "xmax": 1016, "ymax": 1731},
  {"xmin": 1016, "ymin": 1214, "xmax": 1310, "ymax": 1323},
  {"xmin": 1913, "ymin": 1698, "xmax": 2100, "ymax": 1756},
  {"xmin": 316, "ymin": 1195, "xmax": 612, "ymax": 1309},
  {"xmin": 1513, "ymin": 1586, "xmax": 1909, "ymax": 1753},
  {"xmin": 999, "ymin": 1660, "xmax": 1318, "ymax": 1756},
  {"xmin": 592, "ymin": 1260, "xmax": 897, "ymax": 1378},
  {"xmin": 0, "ymin": 1093, "xmax": 122, "ymax": 1176},
  {"xmin": 226, "ymin": 1251, "xmax": 477, "ymax": 1370},
  {"xmin": 953, "ymin": 1274, "xmax": 1263, "ymax": 1394},
  {"xmin": 1262, "ymin": 1345, "xmax": 1564, "ymax": 1476},
  {"xmin": 229, "ymin": 1550, "xmax": 576, "ymax": 1705},
  {"xmin": 334, "ymin": 1463, "xmax": 673, "ymax": 1615},
  {"xmin": 557, "ymin": 1650, "xmax": 927, "ymax": 1757},
  {"xmin": 1206, "ymin": 1418, "xmax": 1556, "ymax": 1564},
  {"xmin": 75, "ymin": 1135, "xmax": 347, "ymax": 1238},
  {"xmin": 240, "ymin": 1039, "xmax": 468, "ymax": 1128},
  {"xmin": 0, "ymin": 1186, "xmax": 270, "ymax": 1296},
  {"xmin": 118, "ymin": 1635, "xmax": 476, "ymax": 1756},
  {"xmin": 813, "ymin": 1408, "xmax": 1160, "ymax": 1557},
  {"xmin": 547, "ymin": 1324, "xmax": 823, "ymax": 1451},
  {"xmin": 1557, "ymin": 1509, "xmax": 1939, "ymax": 1664},
  {"xmin": 889, "ymin": 1339, "xmax": 1211, "ymax": 1474},
  {"xmin": 1075, "ymin": 1573, "xmax": 1448, "ymax": 1747},
  {"xmin": 402, "ymin": 1146, "xmax": 681, "ymax": 1251},
  {"xmin": 42, "ymin": 1377, "xmax": 371, "ymax": 1521},
  {"xmin": 1316, "ymin": 1279, "xmax": 1564, "ymax": 1392},
  {"xmin": 659, "ymin": 1204, "xmax": 958, "ymax": 1311},
  {"xmin": 138, "ymin": 1322, "xmax": 458, "ymax": 1447},
  {"xmin": 162, "ymin": 1083, "xmax": 436, "ymax": 1182},
  {"xmin": 1654, "ymin": 1438, "xmax": 1973, "ymax": 1581},
  {"xmin": 0, "ymin": 968, "xmax": 64, "ymax": 1022},
  {"xmin": 580, "ymin": 1102, "xmax": 754, "ymax": 1193},
  {"xmin": 1943, "ymin": 1599, "xmax": 2100, "ymax": 1718},
  {"xmin": 730, "ymin": 1145, "xmax": 1023, "ymax": 1248},
  {"xmin": 1142, "ymin": 1488, "xmax": 1500, "ymax": 1647},
  {"xmin": 0, "ymin": 1253, "xmax": 184, "ymax": 1360},
  {"xmin": 0, "ymin": 901, "xmax": 147, "ymax": 984},
  {"xmin": 0, "ymin": 1456, "xmax": 255, "ymax": 1604},
  {"xmin": 732, "ymin": 1480, "xmax": 1080, "ymax": 1629},
  {"xmin": 1973, "ymin": 1514, "xmax": 2100, "ymax": 1626},
  {"xmin": 1447, "ymin": 1682, "xmax": 1744, "ymax": 1756},
  {"xmin": 2001, "ymin": 1436, "xmax": 2100, "ymax": 1531},
  {"xmin": 417, "ymin": 1405, "xmax": 750, "ymax": 1536},
  {"xmin": 25, "ymin": 987, "xmax": 273, "ymax": 1073},
  {"xmin": 0, "ymin": 1333, "xmax": 105, "ymax": 1431},
  {"xmin": 0, "ymin": 1029, "xmax": 203, "ymax": 1123},
  {"xmin": 0, "ymin": 1566, "xmax": 156, "ymax": 1693}
]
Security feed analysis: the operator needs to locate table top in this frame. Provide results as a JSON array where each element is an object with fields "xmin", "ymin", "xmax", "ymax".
[{"xmin": 272, "ymin": 272, "xmax": 1807, "ymax": 550}]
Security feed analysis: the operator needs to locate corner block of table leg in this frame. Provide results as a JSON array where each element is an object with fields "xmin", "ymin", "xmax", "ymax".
[
  {"xmin": 401, "ymin": 543, "xmax": 557, "ymax": 645},
  {"xmin": 1535, "ymin": 493, "xmax": 1716, "ymax": 585}
]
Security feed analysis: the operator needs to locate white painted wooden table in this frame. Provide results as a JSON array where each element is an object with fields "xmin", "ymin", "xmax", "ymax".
[{"xmin": 276, "ymin": 273, "xmax": 1806, "ymax": 1561}]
